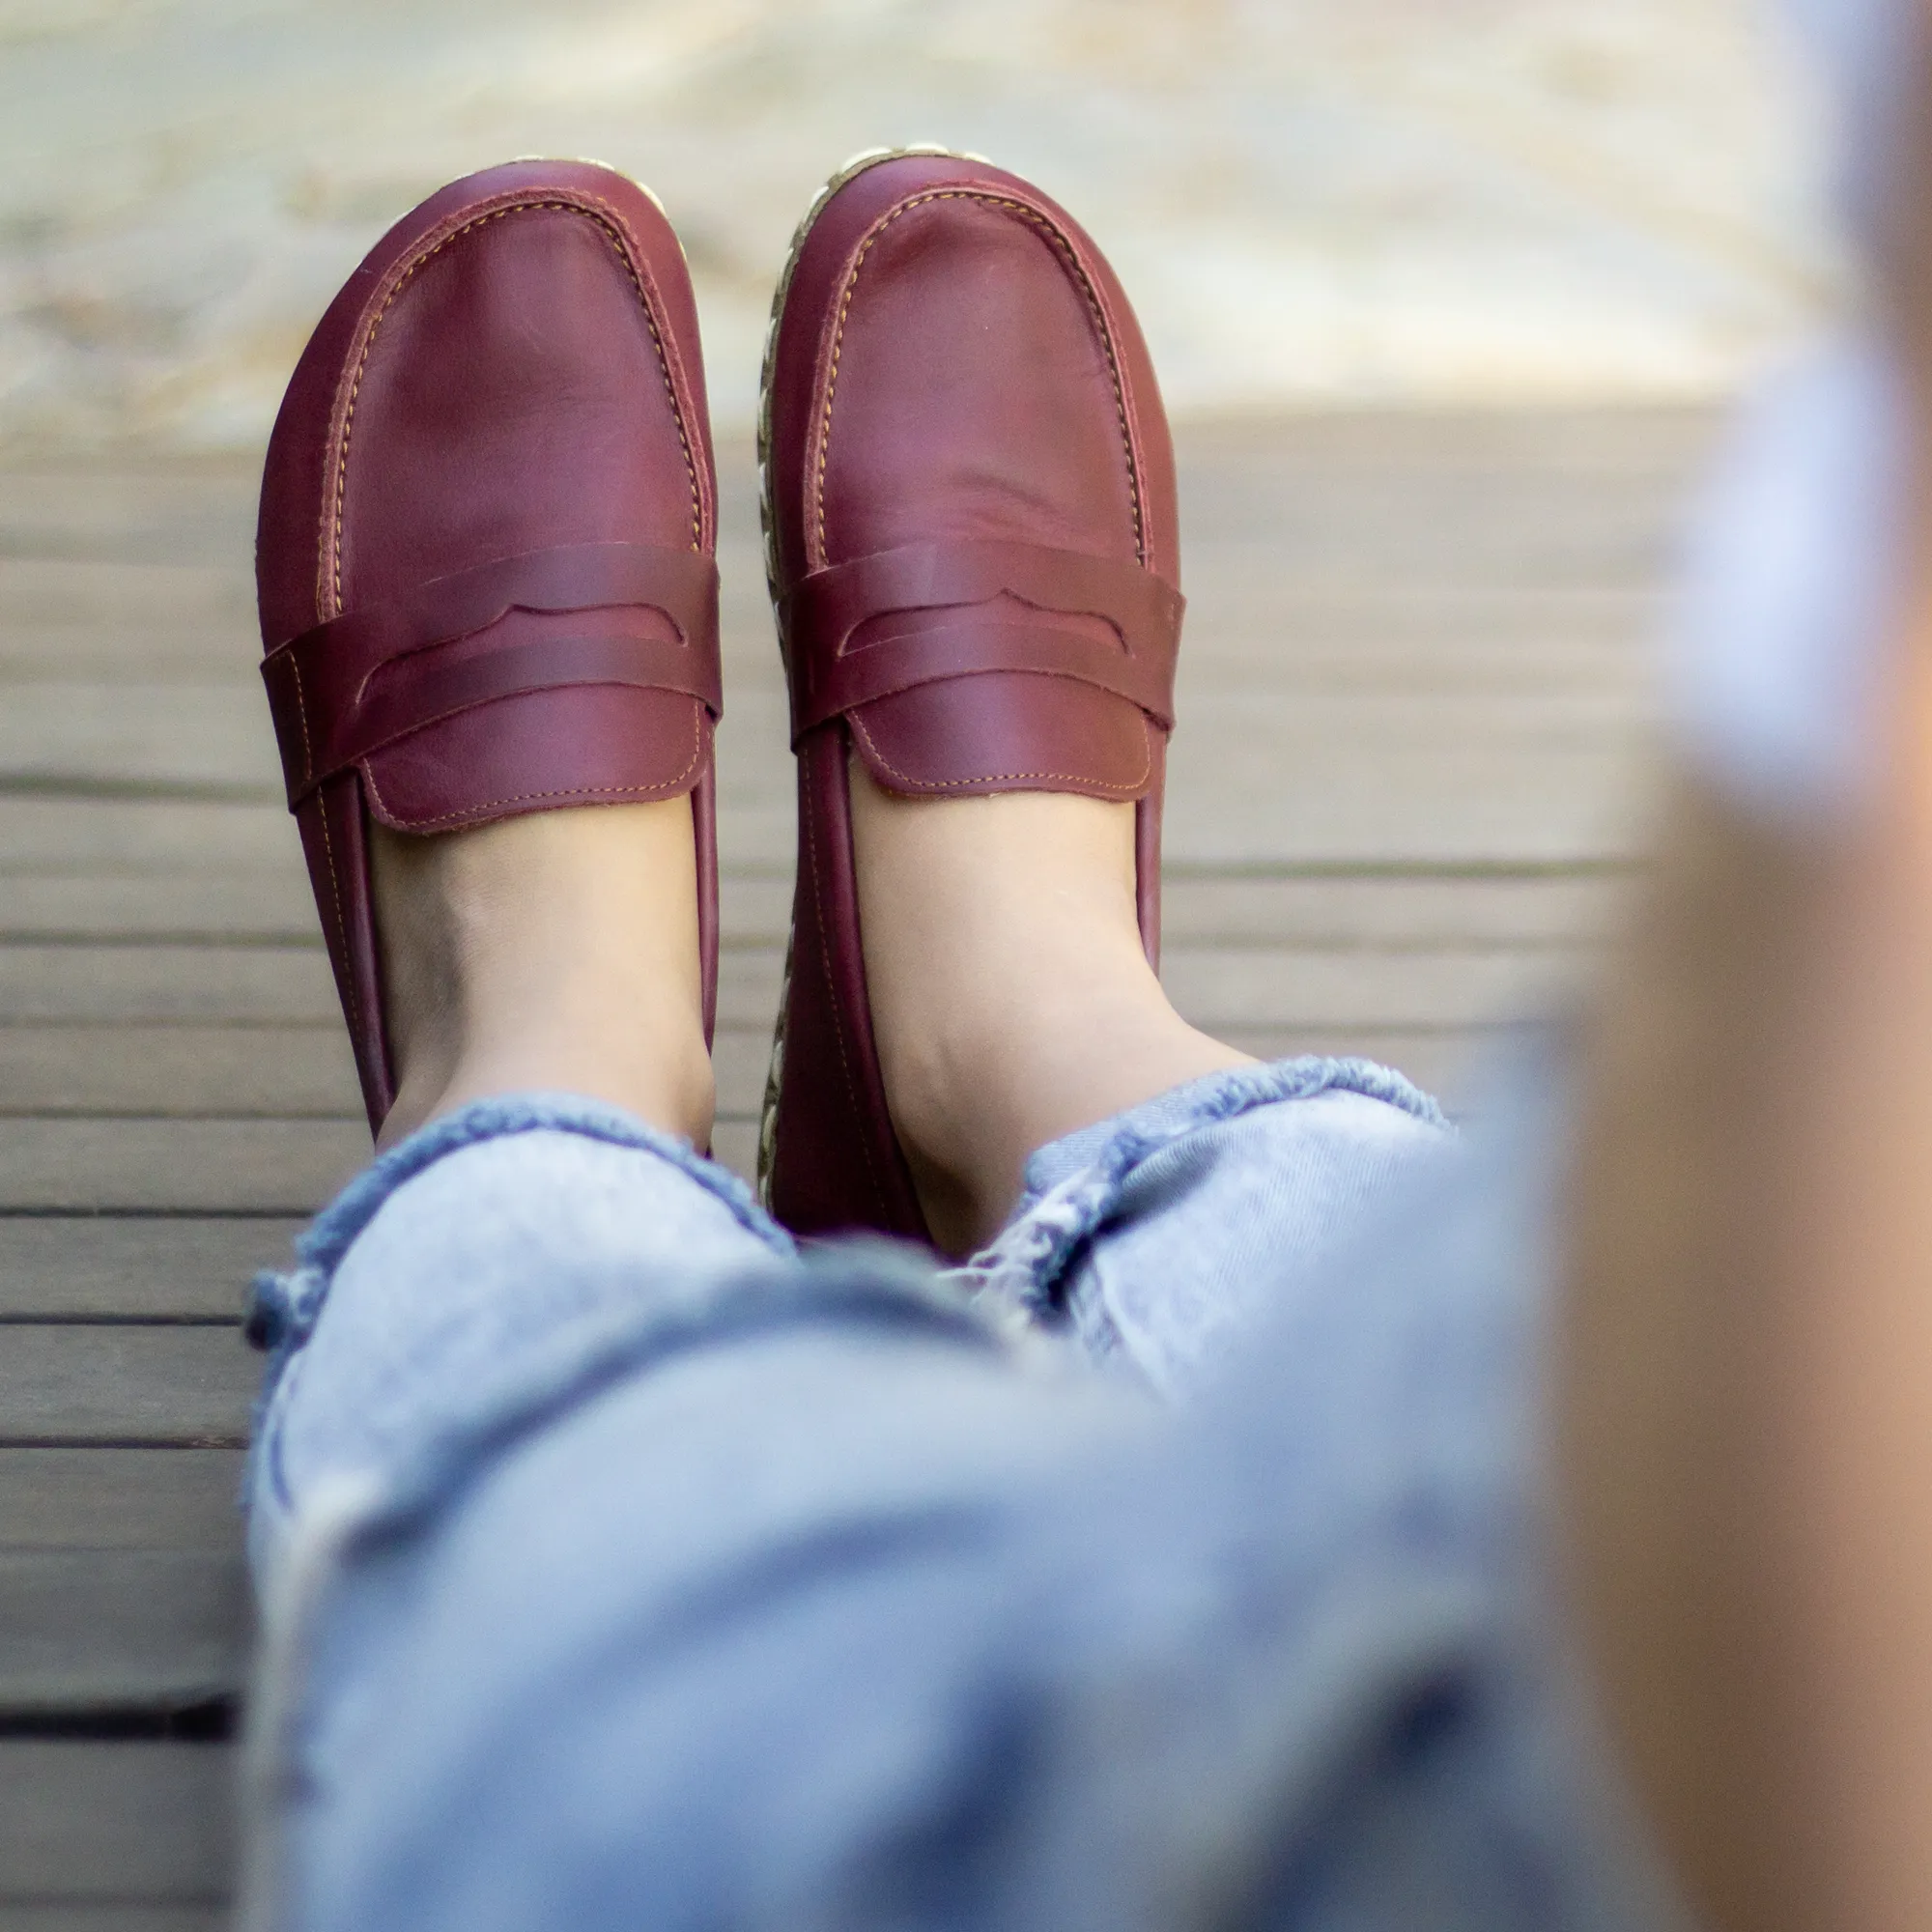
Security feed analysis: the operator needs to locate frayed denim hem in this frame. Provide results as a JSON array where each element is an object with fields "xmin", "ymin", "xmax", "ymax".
[
  {"xmin": 242, "ymin": 1094, "xmax": 793, "ymax": 1478},
  {"xmin": 954, "ymin": 1056, "xmax": 1449, "ymax": 1326}
]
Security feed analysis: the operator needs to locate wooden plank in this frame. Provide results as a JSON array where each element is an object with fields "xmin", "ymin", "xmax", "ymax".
[
  {"xmin": 0, "ymin": 1328, "xmax": 255, "ymax": 1447},
  {"xmin": 0, "ymin": 631, "xmax": 254, "ymax": 686},
  {"xmin": 0, "ymin": 689, "xmax": 278, "ymax": 795},
  {"xmin": 1164, "ymin": 709, "xmax": 1653, "ymax": 870},
  {"xmin": 0, "ymin": 1451, "xmax": 243, "ymax": 1549},
  {"xmin": 0, "ymin": 1121, "xmax": 363, "ymax": 1212},
  {"xmin": 0, "ymin": 947, "xmax": 335, "ymax": 1024},
  {"xmin": 1157, "ymin": 874, "xmax": 1627, "ymax": 946},
  {"xmin": 1161, "ymin": 941, "xmax": 1588, "ymax": 1032},
  {"xmin": 0, "ymin": 1910, "xmax": 225, "ymax": 1931},
  {"xmin": 0, "ymin": 803, "xmax": 294, "ymax": 873},
  {"xmin": 0, "ymin": 1911, "xmax": 223, "ymax": 1931},
  {"xmin": 1211, "ymin": 1026, "xmax": 1501, "ymax": 1104},
  {"xmin": 1178, "ymin": 580, "xmax": 1660, "ymax": 649},
  {"xmin": 0, "ymin": 459, "xmax": 256, "ymax": 559},
  {"xmin": 1171, "ymin": 408, "xmax": 1717, "ymax": 482},
  {"xmin": 0, "ymin": 1457, "xmax": 248, "ymax": 1714},
  {"xmin": 0, "ymin": 561, "xmax": 250, "ymax": 632},
  {"xmin": 0, "ymin": 875, "xmax": 315, "ymax": 944},
  {"xmin": 0, "ymin": 1743, "xmax": 231, "ymax": 1905},
  {"xmin": 0, "ymin": 1027, "xmax": 356, "ymax": 1117},
  {"xmin": 0, "ymin": 1553, "xmax": 246, "ymax": 1712},
  {"xmin": 0, "ymin": 1225, "xmax": 295, "ymax": 1321},
  {"xmin": 1176, "ymin": 508, "xmax": 1682, "ymax": 590}
]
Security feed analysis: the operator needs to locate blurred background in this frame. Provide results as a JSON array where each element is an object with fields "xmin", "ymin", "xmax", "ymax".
[{"xmin": 4, "ymin": 0, "xmax": 1836, "ymax": 452}]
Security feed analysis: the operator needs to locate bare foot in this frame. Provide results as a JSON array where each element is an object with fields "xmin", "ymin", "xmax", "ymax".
[
  {"xmin": 370, "ymin": 800, "xmax": 713, "ymax": 1151},
  {"xmin": 850, "ymin": 766, "xmax": 1252, "ymax": 1254}
]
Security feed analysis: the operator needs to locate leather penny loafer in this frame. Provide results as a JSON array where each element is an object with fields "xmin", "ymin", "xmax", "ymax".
[
  {"xmin": 256, "ymin": 160, "xmax": 723, "ymax": 1135},
  {"xmin": 757, "ymin": 149, "xmax": 1183, "ymax": 1240}
]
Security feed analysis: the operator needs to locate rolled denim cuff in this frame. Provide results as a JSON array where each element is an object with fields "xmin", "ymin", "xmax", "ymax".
[
  {"xmin": 244, "ymin": 1094, "xmax": 789, "ymax": 1366},
  {"xmin": 958, "ymin": 1055, "xmax": 1448, "ymax": 1327},
  {"xmin": 242, "ymin": 1095, "xmax": 1017, "ymax": 1582}
]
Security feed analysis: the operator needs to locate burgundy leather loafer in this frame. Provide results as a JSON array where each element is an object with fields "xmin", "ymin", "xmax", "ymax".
[
  {"xmin": 757, "ymin": 150, "xmax": 1183, "ymax": 1240},
  {"xmin": 256, "ymin": 160, "xmax": 722, "ymax": 1134}
]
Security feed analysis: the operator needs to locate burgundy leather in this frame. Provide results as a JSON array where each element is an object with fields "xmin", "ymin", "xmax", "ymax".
[
  {"xmin": 781, "ymin": 539, "xmax": 1181, "ymax": 740},
  {"xmin": 264, "ymin": 544, "xmax": 723, "ymax": 803},
  {"xmin": 762, "ymin": 153, "xmax": 1182, "ymax": 1241},
  {"xmin": 255, "ymin": 159, "xmax": 721, "ymax": 1133}
]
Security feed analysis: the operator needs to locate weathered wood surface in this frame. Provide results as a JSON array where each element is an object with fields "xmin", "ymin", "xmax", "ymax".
[
  {"xmin": 0, "ymin": 1908, "xmax": 222, "ymax": 1931},
  {"xmin": 0, "ymin": 1224, "xmax": 295, "ymax": 1321},
  {"xmin": 0, "ymin": 1331, "xmax": 255, "ymax": 1448},
  {"xmin": 0, "ymin": 1453, "xmax": 247, "ymax": 1717},
  {"xmin": 0, "ymin": 1743, "xmax": 230, "ymax": 1915},
  {"xmin": 0, "ymin": 410, "xmax": 1713, "ymax": 1911}
]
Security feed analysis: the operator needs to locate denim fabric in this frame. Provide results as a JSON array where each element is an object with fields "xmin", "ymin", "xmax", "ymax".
[
  {"xmin": 243, "ymin": 1095, "xmax": 795, "ymax": 1579},
  {"xmin": 962, "ymin": 1057, "xmax": 1449, "ymax": 1398},
  {"xmin": 241, "ymin": 1055, "xmax": 1668, "ymax": 1932}
]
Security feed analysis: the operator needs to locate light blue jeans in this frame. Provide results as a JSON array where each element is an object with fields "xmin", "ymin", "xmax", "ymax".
[{"xmin": 240, "ymin": 1051, "xmax": 1669, "ymax": 1931}]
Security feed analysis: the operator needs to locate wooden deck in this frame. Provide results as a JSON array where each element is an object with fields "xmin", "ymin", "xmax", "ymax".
[{"xmin": 0, "ymin": 410, "xmax": 1714, "ymax": 1926}]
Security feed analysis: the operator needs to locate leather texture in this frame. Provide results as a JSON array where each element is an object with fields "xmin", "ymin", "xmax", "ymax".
[
  {"xmin": 763, "ymin": 152, "xmax": 1182, "ymax": 1241},
  {"xmin": 256, "ymin": 159, "xmax": 722, "ymax": 1133}
]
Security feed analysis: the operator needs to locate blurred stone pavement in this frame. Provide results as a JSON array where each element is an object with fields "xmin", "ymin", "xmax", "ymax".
[{"xmin": 3, "ymin": 0, "xmax": 1837, "ymax": 453}]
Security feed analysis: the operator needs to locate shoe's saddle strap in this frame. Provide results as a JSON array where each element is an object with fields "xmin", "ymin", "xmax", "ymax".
[
  {"xmin": 262, "ymin": 543, "xmax": 722, "ymax": 807},
  {"xmin": 781, "ymin": 540, "xmax": 1183, "ymax": 746}
]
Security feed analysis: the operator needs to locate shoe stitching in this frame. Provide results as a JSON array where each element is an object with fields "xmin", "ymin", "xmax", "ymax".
[
  {"xmin": 802, "ymin": 769, "xmax": 889, "ymax": 1218},
  {"xmin": 813, "ymin": 189, "xmax": 1145, "ymax": 570},
  {"xmin": 847, "ymin": 710, "xmax": 1151, "ymax": 794},
  {"xmin": 325, "ymin": 189, "xmax": 704, "ymax": 621},
  {"xmin": 287, "ymin": 657, "xmax": 315, "ymax": 785},
  {"xmin": 359, "ymin": 703, "xmax": 706, "ymax": 830}
]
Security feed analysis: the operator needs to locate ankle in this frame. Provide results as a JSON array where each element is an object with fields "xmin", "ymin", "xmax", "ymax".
[
  {"xmin": 381, "ymin": 1011, "xmax": 716, "ymax": 1152},
  {"xmin": 849, "ymin": 769, "xmax": 1250, "ymax": 1252},
  {"xmin": 371, "ymin": 802, "xmax": 714, "ymax": 1150}
]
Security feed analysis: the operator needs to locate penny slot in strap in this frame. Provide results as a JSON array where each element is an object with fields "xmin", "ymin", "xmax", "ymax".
[
  {"xmin": 262, "ymin": 541, "xmax": 723, "ymax": 805},
  {"xmin": 791, "ymin": 613, "xmax": 1176, "ymax": 742},
  {"xmin": 329, "ymin": 628, "xmax": 717, "ymax": 782},
  {"xmin": 781, "ymin": 539, "xmax": 1182, "ymax": 745}
]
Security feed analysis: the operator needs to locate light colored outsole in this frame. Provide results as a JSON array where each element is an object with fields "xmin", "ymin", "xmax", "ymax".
[
  {"xmin": 506, "ymin": 156, "xmax": 669, "ymax": 218},
  {"xmin": 753, "ymin": 143, "xmax": 993, "ymax": 1212}
]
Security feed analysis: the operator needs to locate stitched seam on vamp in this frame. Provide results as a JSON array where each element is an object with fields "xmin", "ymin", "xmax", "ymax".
[
  {"xmin": 327, "ymin": 191, "xmax": 703, "ymax": 619},
  {"xmin": 360, "ymin": 705, "xmax": 705, "ymax": 829},
  {"xmin": 803, "ymin": 773, "xmax": 889, "ymax": 1216},
  {"xmin": 814, "ymin": 189, "xmax": 1145, "ymax": 570},
  {"xmin": 288, "ymin": 658, "xmax": 315, "ymax": 782},
  {"xmin": 848, "ymin": 711, "xmax": 1151, "ymax": 794}
]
